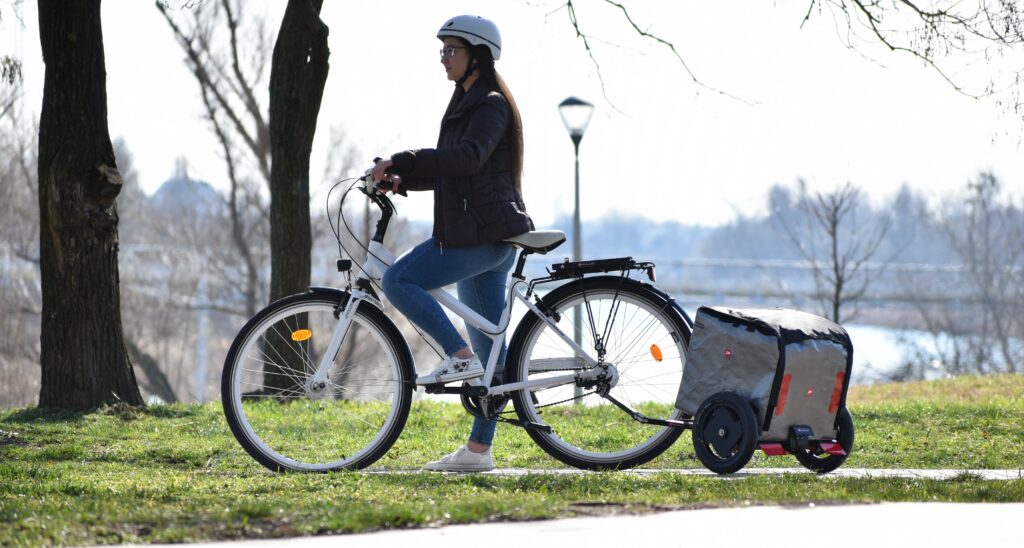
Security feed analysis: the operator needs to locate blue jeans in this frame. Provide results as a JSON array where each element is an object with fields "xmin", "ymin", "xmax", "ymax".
[{"xmin": 381, "ymin": 238, "xmax": 516, "ymax": 446}]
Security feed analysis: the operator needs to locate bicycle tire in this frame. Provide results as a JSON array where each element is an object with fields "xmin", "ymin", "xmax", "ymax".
[
  {"xmin": 221, "ymin": 290, "xmax": 413, "ymax": 472},
  {"xmin": 793, "ymin": 407, "xmax": 855, "ymax": 473},
  {"xmin": 692, "ymin": 391, "xmax": 758, "ymax": 474},
  {"xmin": 506, "ymin": 276, "xmax": 691, "ymax": 470}
]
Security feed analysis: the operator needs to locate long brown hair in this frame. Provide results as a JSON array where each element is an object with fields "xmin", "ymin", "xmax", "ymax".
[{"xmin": 444, "ymin": 40, "xmax": 525, "ymax": 194}]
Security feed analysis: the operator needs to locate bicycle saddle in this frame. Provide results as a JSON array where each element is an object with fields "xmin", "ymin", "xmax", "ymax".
[{"xmin": 504, "ymin": 230, "xmax": 566, "ymax": 254}]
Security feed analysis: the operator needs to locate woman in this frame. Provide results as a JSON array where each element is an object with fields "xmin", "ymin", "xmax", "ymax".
[{"xmin": 371, "ymin": 15, "xmax": 533, "ymax": 472}]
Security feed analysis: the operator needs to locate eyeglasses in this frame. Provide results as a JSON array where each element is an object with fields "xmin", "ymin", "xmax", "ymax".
[{"xmin": 439, "ymin": 45, "xmax": 467, "ymax": 59}]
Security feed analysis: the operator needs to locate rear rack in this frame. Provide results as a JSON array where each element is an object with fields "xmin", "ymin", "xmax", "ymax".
[{"xmin": 544, "ymin": 256, "xmax": 656, "ymax": 282}]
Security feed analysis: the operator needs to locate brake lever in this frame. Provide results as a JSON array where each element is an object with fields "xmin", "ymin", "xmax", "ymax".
[{"xmin": 361, "ymin": 157, "xmax": 384, "ymax": 194}]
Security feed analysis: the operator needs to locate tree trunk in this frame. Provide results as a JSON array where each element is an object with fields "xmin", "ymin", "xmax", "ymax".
[
  {"xmin": 265, "ymin": 0, "xmax": 329, "ymax": 393},
  {"xmin": 268, "ymin": 0, "xmax": 328, "ymax": 302},
  {"xmin": 37, "ymin": 0, "xmax": 143, "ymax": 408}
]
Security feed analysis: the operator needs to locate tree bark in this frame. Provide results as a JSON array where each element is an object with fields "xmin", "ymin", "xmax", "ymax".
[
  {"xmin": 263, "ymin": 0, "xmax": 329, "ymax": 394},
  {"xmin": 268, "ymin": 0, "xmax": 328, "ymax": 304},
  {"xmin": 37, "ymin": 0, "xmax": 143, "ymax": 408}
]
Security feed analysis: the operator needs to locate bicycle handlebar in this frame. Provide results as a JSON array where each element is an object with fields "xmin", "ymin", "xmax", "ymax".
[{"xmin": 357, "ymin": 159, "xmax": 398, "ymax": 244}]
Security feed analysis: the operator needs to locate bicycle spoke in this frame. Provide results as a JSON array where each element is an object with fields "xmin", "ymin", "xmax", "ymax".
[
  {"xmin": 269, "ymin": 322, "xmax": 318, "ymax": 376},
  {"xmin": 224, "ymin": 296, "xmax": 411, "ymax": 471},
  {"xmin": 244, "ymin": 350, "xmax": 308, "ymax": 388},
  {"xmin": 513, "ymin": 281, "xmax": 688, "ymax": 470}
]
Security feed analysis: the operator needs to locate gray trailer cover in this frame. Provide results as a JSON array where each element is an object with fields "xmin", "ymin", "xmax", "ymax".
[{"xmin": 675, "ymin": 307, "xmax": 853, "ymax": 440}]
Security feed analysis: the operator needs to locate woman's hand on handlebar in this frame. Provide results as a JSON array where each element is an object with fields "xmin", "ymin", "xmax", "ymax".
[{"xmin": 370, "ymin": 158, "xmax": 402, "ymax": 194}]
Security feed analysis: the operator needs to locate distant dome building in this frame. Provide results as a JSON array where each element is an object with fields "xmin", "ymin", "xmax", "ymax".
[{"xmin": 146, "ymin": 158, "xmax": 222, "ymax": 218}]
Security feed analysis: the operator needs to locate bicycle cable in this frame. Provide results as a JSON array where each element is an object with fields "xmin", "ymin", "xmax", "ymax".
[{"xmin": 327, "ymin": 177, "xmax": 447, "ymax": 362}]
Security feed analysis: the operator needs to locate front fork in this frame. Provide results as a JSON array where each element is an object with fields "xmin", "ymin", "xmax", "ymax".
[
  {"xmin": 303, "ymin": 289, "xmax": 372, "ymax": 395},
  {"xmin": 306, "ymin": 240, "xmax": 396, "ymax": 394}
]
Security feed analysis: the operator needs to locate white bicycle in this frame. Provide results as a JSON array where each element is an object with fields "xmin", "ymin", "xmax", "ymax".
[{"xmin": 221, "ymin": 171, "xmax": 694, "ymax": 472}]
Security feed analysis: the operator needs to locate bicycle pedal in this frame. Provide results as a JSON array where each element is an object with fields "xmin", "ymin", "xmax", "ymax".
[
  {"xmin": 423, "ymin": 383, "xmax": 446, "ymax": 394},
  {"xmin": 519, "ymin": 420, "xmax": 552, "ymax": 434},
  {"xmin": 423, "ymin": 383, "xmax": 488, "ymax": 397}
]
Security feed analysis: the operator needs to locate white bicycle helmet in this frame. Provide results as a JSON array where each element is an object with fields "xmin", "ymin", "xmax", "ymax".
[{"xmin": 437, "ymin": 15, "xmax": 502, "ymax": 61}]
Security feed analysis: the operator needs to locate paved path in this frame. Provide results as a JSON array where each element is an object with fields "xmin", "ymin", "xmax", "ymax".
[
  {"xmin": 153, "ymin": 503, "xmax": 1024, "ymax": 548},
  {"xmin": 362, "ymin": 467, "xmax": 1024, "ymax": 480}
]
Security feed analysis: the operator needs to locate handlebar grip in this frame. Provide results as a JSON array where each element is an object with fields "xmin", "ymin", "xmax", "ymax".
[{"xmin": 364, "ymin": 158, "xmax": 384, "ymax": 180}]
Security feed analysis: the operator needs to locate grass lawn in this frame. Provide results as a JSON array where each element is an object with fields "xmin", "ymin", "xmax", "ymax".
[{"xmin": 1, "ymin": 374, "xmax": 1023, "ymax": 545}]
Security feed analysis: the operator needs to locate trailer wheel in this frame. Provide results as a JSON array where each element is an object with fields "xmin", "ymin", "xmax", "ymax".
[
  {"xmin": 692, "ymin": 392, "xmax": 758, "ymax": 475},
  {"xmin": 794, "ymin": 407, "xmax": 855, "ymax": 474}
]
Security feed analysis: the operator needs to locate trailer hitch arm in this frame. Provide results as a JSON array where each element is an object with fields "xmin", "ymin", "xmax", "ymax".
[{"xmin": 601, "ymin": 392, "xmax": 692, "ymax": 429}]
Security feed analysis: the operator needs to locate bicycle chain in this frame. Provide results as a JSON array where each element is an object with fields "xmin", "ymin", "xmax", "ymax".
[{"xmin": 496, "ymin": 367, "xmax": 600, "ymax": 417}]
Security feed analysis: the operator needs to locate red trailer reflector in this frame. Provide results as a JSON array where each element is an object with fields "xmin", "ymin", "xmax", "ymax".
[
  {"xmin": 760, "ymin": 443, "xmax": 787, "ymax": 456},
  {"xmin": 819, "ymin": 442, "xmax": 847, "ymax": 456},
  {"xmin": 828, "ymin": 371, "xmax": 846, "ymax": 413},
  {"xmin": 774, "ymin": 374, "xmax": 792, "ymax": 417}
]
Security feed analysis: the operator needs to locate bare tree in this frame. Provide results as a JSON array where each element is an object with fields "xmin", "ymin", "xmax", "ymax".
[
  {"xmin": 0, "ymin": 74, "xmax": 40, "ymax": 408},
  {"xmin": 161, "ymin": 0, "xmax": 344, "ymax": 398},
  {"xmin": 112, "ymin": 138, "xmax": 180, "ymax": 404},
  {"xmin": 267, "ymin": 0, "xmax": 329, "ymax": 304},
  {"xmin": 803, "ymin": 1, "xmax": 1024, "ymax": 99},
  {"xmin": 944, "ymin": 173, "xmax": 1024, "ymax": 372},
  {"xmin": 891, "ymin": 173, "xmax": 1023, "ymax": 379},
  {"xmin": 112, "ymin": 137, "xmax": 147, "ymax": 218},
  {"xmin": 0, "ymin": 88, "xmax": 37, "ymax": 267},
  {"xmin": 0, "ymin": 0, "xmax": 22, "ymax": 88},
  {"xmin": 158, "ymin": 0, "xmax": 271, "ymax": 319},
  {"xmin": 562, "ymin": 1, "xmax": 1023, "ymax": 114},
  {"xmin": 37, "ymin": 0, "xmax": 142, "ymax": 408},
  {"xmin": 772, "ymin": 180, "xmax": 898, "ymax": 323}
]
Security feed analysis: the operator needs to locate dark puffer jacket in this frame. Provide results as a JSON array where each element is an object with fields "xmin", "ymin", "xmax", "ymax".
[{"xmin": 389, "ymin": 79, "xmax": 534, "ymax": 248}]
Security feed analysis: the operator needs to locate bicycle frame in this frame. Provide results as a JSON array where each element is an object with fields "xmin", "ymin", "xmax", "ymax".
[{"xmin": 314, "ymin": 184, "xmax": 602, "ymax": 398}]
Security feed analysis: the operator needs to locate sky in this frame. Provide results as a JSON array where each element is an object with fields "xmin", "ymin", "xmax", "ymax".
[{"xmin": 4, "ymin": 0, "xmax": 1024, "ymax": 227}]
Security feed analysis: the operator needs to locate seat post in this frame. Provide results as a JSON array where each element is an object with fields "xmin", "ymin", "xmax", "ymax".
[{"xmin": 512, "ymin": 249, "xmax": 531, "ymax": 280}]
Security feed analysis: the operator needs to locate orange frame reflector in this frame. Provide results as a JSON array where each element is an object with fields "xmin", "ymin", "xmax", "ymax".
[{"xmin": 774, "ymin": 374, "xmax": 792, "ymax": 417}]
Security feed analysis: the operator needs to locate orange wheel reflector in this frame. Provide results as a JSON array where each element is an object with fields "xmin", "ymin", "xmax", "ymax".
[
  {"xmin": 650, "ymin": 344, "xmax": 663, "ymax": 362},
  {"xmin": 291, "ymin": 329, "xmax": 313, "ymax": 342}
]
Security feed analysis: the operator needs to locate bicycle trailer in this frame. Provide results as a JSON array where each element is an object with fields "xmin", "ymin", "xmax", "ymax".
[{"xmin": 675, "ymin": 306, "xmax": 855, "ymax": 474}]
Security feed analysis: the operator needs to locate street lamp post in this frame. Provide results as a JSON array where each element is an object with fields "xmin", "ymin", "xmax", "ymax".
[
  {"xmin": 558, "ymin": 97, "xmax": 595, "ymax": 266},
  {"xmin": 558, "ymin": 96, "xmax": 594, "ymax": 401}
]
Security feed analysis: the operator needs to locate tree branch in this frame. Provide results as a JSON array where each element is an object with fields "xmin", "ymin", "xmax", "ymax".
[
  {"xmin": 562, "ymin": 0, "xmax": 754, "ymax": 107},
  {"xmin": 156, "ymin": 1, "xmax": 271, "ymax": 184}
]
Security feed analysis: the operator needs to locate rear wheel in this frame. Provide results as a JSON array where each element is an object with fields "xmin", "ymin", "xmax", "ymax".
[
  {"xmin": 221, "ymin": 291, "xmax": 413, "ymax": 472},
  {"xmin": 507, "ymin": 277, "xmax": 691, "ymax": 470},
  {"xmin": 794, "ymin": 407, "xmax": 855, "ymax": 473}
]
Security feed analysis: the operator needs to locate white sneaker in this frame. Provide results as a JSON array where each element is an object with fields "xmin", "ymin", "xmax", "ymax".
[
  {"xmin": 423, "ymin": 445, "xmax": 494, "ymax": 472},
  {"xmin": 416, "ymin": 354, "xmax": 484, "ymax": 385}
]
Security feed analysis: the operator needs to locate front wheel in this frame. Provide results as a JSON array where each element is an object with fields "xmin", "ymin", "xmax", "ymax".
[
  {"xmin": 692, "ymin": 391, "xmax": 758, "ymax": 475},
  {"xmin": 221, "ymin": 290, "xmax": 413, "ymax": 472},
  {"xmin": 507, "ymin": 276, "xmax": 691, "ymax": 470}
]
